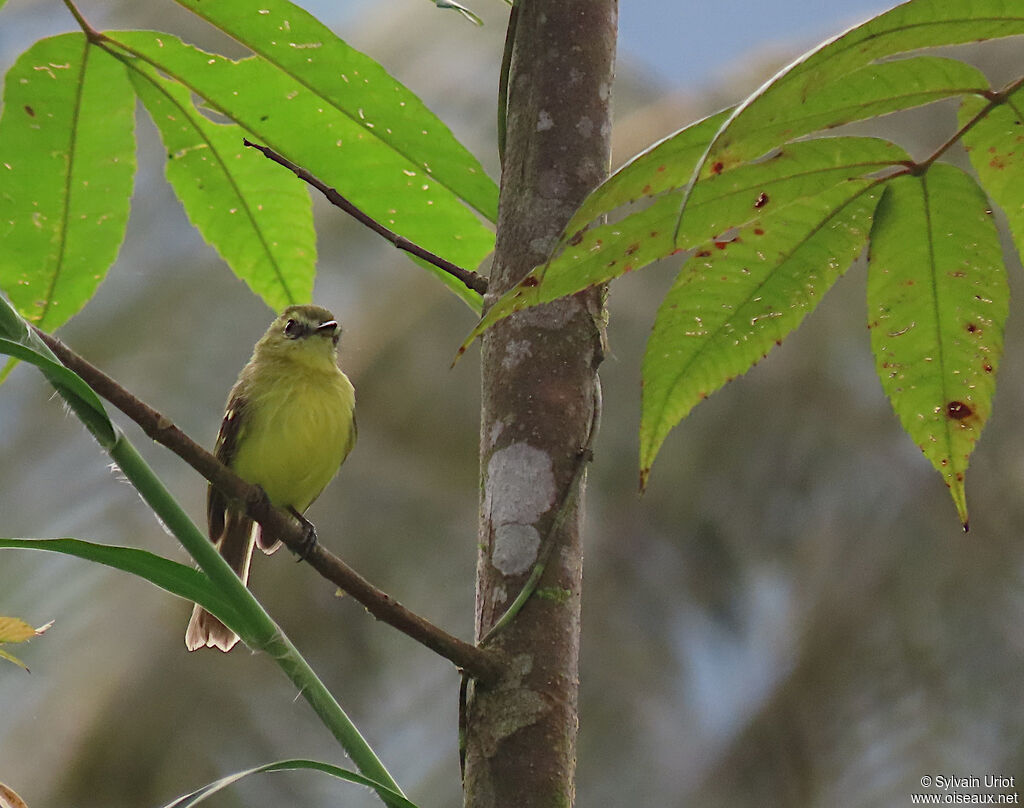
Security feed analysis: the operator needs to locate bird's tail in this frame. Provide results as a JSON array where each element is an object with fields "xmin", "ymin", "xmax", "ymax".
[{"xmin": 184, "ymin": 510, "xmax": 257, "ymax": 652}]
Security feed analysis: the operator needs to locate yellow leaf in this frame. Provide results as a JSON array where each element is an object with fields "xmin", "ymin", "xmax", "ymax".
[{"xmin": 0, "ymin": 616, "xmax": 35, "ymax": 644}]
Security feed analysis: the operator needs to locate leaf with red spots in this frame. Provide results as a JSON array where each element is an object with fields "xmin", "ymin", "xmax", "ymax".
[
  {"xmin": 561, "ymin": 109, "xmax": 731, "ymax": 238},
  {"xmin": 457, "ymin": 137, "xmax": 906, "ymax": 355},
  {"xmin": 640, "ymin": 179, "xmax": 881, "ymax": 486},
  {"xmin": 960, "ymin": 83, "xmax": 1024, "ymax": 265},
  {"xmin": 701, "ymin": 56, "xmax": 989, "ymax": 178},
  {"xmin": 683, "ymin": 0, "xmax": 1024, "ymax": 185},
  {"xmin": 867, "ymin": 164, "xmax": 1007, "ymax": 527}
]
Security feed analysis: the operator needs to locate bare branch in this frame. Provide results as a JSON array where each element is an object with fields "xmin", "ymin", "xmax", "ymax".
[
  {"xmin": 242, "ymin": 139, "xmax": 490, "ymax": 296},
  {"xmin": 33, "ymin": 326, "xmax": 504, "ymax": 684}
]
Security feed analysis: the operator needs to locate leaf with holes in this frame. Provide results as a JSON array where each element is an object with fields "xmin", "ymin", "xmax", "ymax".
[
  {"xmin": 640, "ymin": 179, "xmax": 881, "ymax": 488},
  {"xmin": 130, "ymin": 64, "xmax": 315, "ymax": 311},
  {"xmin": 458, "ymin": 137, "xmax": 907, "ymax": 357},
  {"xmin": 960, "ymin": 83, "xmax": 1024, "ymax": 264},
  {"xmin": 0, "ymin": 34, "xmax": 135, "ymax": 331},
  {"xmin": 110, "ymin": 29, "xmax": 492, "ymax": 311},
  {"xmin": 867, "ymin": 165, "xmax": 1006, "ymax": 529}
]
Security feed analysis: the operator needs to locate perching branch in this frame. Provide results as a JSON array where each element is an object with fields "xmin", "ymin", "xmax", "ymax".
[
  {"xmin": 33, "ymin": 326, "xmax": 504, "ymax": 685},
  {"xmin": 242, "ymin": 139, "xmax": 490, "ymax": 296}
]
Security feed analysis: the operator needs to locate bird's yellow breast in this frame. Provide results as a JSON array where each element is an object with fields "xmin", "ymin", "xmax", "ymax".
[{"xmin": 231, "ymin": 363, "xmax": 355, "ymax": 512}]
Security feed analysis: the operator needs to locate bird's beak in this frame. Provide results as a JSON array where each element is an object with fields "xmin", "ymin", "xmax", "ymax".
[{"xmin": 317, "ymin": 320, "xmax": 339, "ymax": 334}]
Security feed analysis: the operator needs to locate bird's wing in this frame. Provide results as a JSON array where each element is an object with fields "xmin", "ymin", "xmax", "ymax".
[{"xmin": 207, "ymin": 393, "xmax": 248, "ymax": 541}]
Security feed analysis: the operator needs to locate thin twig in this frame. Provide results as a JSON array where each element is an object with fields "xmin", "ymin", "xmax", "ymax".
[
  {"xmin": 497, "ymin": 2, "xmax": 519, "ymax": 167},
  {"xmin": 33, "ymin": 327, "xmax": 504, "ymax": 684},
  {"xmin": 910, "ymin": 75, "xmax": 1024, "ymax": 175},
  {"xmin": 242, "ymin": 140, "xmax": 489, "ymax": 296}
]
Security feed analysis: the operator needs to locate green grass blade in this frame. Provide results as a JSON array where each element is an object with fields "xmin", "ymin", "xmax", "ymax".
[
  {"xmin": 459, "ymin": 137, "xmax": 906, "ymax": 355},
  {"xmin": 108, "ymin": 30, "xmax": 491, "ymax": 311},
  {"xmin": 867, "ymin": 165, "xmax": 1007, "ymax": 528},
  {"xmin": 0, "ymin": 294, "xmax": 116, "ymax": 446},
  {"xmin": 0, "ymin": 34, "xmax": 136, "ymax": 331},
  {"xmin": 128, "ymin": 63, "xmax": 315, "ymax": 311},
  {"xmin": 164, "ymin": 758, "xmax": 419, "ymax": 808},
  {"xmin": 0, "ymin": 538, "xmax": 242, "ymax": 628},
  {"xmin": 960, "ymin": 84, "xmax": 1024, "ymax": 264},
  {"xmin": 640, "ymin": 180, "xmax": 882, "ymax": 487}
]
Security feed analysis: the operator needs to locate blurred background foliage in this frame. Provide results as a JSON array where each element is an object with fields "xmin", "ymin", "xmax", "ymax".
[{"xmin": 1, "ymin": 1, "xmax": 1023, "ymax": 806}]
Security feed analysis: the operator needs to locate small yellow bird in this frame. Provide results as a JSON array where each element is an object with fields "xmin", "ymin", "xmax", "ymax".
[{"xmin": 185, "ymin": 304, "xmax": 356, "ymax": 652}]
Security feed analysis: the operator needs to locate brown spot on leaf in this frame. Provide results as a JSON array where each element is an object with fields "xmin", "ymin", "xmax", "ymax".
[
  {"xmin": 714, "ymin": 241, "xmax": 728, "ymax": 250},
  {"xmin": 711, "ymin": 161, "xmax": 724, "ymax": 175},
  {"xmin": 695, "ymin": 249, "xmax": 712, "ymax": 258},
  {"xmin": 983, "ymin": 362, "xmax": 993, "ymax": 373},
  {"xmin": 753, "ymin": 227, "xmax": 765, "ymax": 236},
  {"xmin": 754, "ymin": 192, "xmax": 769, "ymax": 209},
  {"xmin": 649, "ymin": 230, "xmax": 659, "ymax": 238},
  {"xmin": 624, "ymin": 242, "xmax": 640, "ymax": 255},
  {"xmin": 568, "ymin": 230, "xmax": 584, "ymax": 246},
  {"xmin": 966, "ymin": 322, "xmax": 978, "ymax": 333},
  {"xmin": 24, "ymin": 105, "xmax": 34, "ymax": 117},
  {"xmin": 946, "ymin": 401, "xmax": 972, "ymax": 420},
  {"xmin": 521, "ymin": 276, "xmax": 539, "ymax": 287},
  {"xmin": 656, "ymin": 165, "xmax": 666, "ymax": 173},
  {"xmin": 642, "ymin": 184, "xmax": 652, "ymax": 194}
]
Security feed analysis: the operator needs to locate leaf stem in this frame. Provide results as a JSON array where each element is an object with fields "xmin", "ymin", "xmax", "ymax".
[
  {"xmin": 62, "ymin": 0, "xmax": 105, "ymax": 43},
  {"xmin": 497, "ymin": 2, "xmax": 518, "ymax": 167},
  {"xmin": 910, "ymin": 75, "xmax": 1024, "ymax": 175},
  {"xmin": 243, "ymin": 140, "xmax": 489, "ymax": 296}
]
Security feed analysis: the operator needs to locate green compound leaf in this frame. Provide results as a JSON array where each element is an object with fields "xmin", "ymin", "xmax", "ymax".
[
  {"xmin": 109, "ymin": 27, "xmax": 493, "ymax": 311},
  {"xmin": 708, "ymin": 56, "xmax": 990, "ymax": 174},
  {"xmin": 0, "ymin": 34, "xmax": 136, "ymax": 331},
  {"xmin": 695, "ymin": 0, "xmax": 1024, "ymax": 178},
  {"xmin": 171, "ymin": 0, "xmax": 496, "ymax": 220},
  {"xmin": 460, "ymin": 137, "xmax": 907, "ymax": 356},
  {"xmin": 640, "ymin": 179, "xmax": 882, "ymax": 488},
  {"xmin": 867, "ymin": 165, "xmax": 1007, "ymax": 529},
  {"xmin": 129, "ymin": 63, "xmax": 315, "ymax": 311},
  {"xmin": 960, "ymin": 83, "xmax": 1024, "ymax": 264}
]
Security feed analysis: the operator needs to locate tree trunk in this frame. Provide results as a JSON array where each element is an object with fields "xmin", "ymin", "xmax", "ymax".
[{"xmin": 463, "ymin": 1, "xmax": 617, "ymax": 806}]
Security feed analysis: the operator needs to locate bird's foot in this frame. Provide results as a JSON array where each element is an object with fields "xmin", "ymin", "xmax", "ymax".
[{"xmin": 288, "ymin": 506, "xmax": 318, "ymax": 561}]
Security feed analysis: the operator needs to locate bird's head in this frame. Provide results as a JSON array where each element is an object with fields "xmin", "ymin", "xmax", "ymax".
[{"xmin": 256, "ymin": 304, "xmax": 342, "ymax": 366}]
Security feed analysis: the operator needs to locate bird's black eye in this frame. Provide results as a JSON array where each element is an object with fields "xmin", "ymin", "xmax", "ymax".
[{"xmin": 283, "ymin": 319, "xmax": 304, "ymax": 339}]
